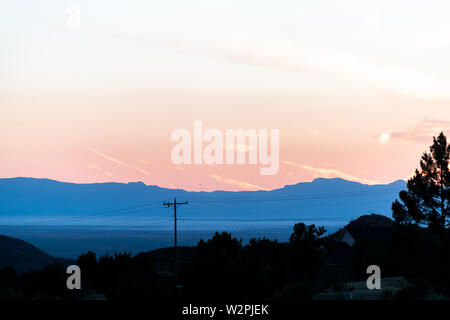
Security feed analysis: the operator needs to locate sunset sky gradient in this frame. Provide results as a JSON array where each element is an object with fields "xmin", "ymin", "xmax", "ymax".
[{"xmin": 1, "ymin": 1, "xmax": 450, "ymax": 191}]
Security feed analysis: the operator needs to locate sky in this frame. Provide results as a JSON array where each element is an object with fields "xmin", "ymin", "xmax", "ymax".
[{"xmin": 1, "ymin": 0, "xmax": 450, "ymax": 191}]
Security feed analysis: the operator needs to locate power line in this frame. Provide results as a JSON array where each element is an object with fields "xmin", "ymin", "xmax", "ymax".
[
  {"xmin": 23, "ymin": 201, "xmax": 162, "ymax": 226},
  {"xmin": 186, "ymin": 188, "xmax": 398, "ymax": 204},
  {"xmin": 13, "ymin": 188, "xmax": 399, "ymax": 226}
]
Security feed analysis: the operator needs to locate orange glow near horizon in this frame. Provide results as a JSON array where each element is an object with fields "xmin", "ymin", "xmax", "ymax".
[{"xmin": 1, "ymin": 91, "xmax": 449, "ymax": 191}]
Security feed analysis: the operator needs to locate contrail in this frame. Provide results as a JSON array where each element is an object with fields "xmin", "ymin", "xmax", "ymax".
[{"xmin": 86, "ymin": 147, "xmax": 149, "ymax": 175}]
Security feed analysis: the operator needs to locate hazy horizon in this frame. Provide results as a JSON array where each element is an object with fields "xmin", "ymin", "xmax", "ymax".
[{"xmin": 0, "ymin": 175, "xmax": 406, "ymax": 191}]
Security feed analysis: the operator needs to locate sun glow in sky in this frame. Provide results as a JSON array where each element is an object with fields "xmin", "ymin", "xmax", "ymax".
[{"xmin": 1, "ymin": 1, "xmax": 450, "ymax": 191}]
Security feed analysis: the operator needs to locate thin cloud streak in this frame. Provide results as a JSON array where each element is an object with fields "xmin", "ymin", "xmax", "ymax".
[
  {"xmin": 138, "ymin": 160, "xmax": 165, "ymax": 167},
  {"xmin": 86, "ymin": 147, "xmax": 149, "ymax": 175},
  {"xmin": 385, "ymin": 119, "xmax": 450, "ymax": 143},
  {"xmin": 210, "ymin": 174, "xmax": 268, "ymax": 191},
  {"xmin": 283, "ymin": 161, "xmax": 382, "ymax": 185},
  {"xmin": 88, "ymin": 164, "xmax": 113, "ymax": 177},
  {"xmin": 105, "ymin": 31, "xmax": 450, "ymax": 99}
]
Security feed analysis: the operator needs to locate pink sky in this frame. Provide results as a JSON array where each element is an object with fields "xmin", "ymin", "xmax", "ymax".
[
  {"xmin": 1, "ymin": 91, "xmax": 449, "ymax": 191},
  {"xmin": 2, "ymin": 2, "xmax": 450, "ymax": 191}
]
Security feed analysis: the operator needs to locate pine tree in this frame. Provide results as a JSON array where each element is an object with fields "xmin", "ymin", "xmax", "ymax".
[{"xmin": 392, "ymin": 132, "xmax": 450, "ymax": 232}]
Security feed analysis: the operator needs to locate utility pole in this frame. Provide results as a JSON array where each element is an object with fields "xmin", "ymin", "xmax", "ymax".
[{"xmin": 163, "ymin": 198, "xmax": 188, "ymax": 296}]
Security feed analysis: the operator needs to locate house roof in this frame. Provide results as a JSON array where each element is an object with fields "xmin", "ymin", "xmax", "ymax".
[{"xmin": 335, "ymin": 228, "xmax": 355, "ymax": 247}]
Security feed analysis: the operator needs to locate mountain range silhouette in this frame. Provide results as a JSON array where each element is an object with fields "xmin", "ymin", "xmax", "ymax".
[{"xmin": 0, "ymin": 177, "xmax": 406, "ymax": 223}]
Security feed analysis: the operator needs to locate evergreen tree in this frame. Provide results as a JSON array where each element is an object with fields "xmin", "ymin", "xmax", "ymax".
[{"xmin": 392, "ymin": 132, "xmax": 450, "ymax": 232}]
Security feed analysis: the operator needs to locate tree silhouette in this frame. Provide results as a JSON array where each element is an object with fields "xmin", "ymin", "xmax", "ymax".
[
  {"xmin": 392, "ymin": 132, "xmax": 450, "ymax": 232},
  {"xmin": 289, "ymin": 223, "xmax": 326, "ymax": 245},
  {"xmin": 288, "ymin": 223, "xmax": 326, "ymax": 281}
]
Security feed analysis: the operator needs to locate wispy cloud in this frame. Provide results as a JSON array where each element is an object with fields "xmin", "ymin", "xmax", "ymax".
[
  {"xmin": 204, "ymin": 40, "xmax": 450, "ymax": 99},
  {"xmin": 87, "ymin": 147, "xmax": 149, "ymax": 175},
  {"xmin": 384, "ymin": 118, "xmax": 450, "ymax": 143},
  {"xmin": 88, "ymin": 164, "xmax": 113, "ymax": 177},
  {"xmin": 105, "ymin": 32, "xmax": 317, "ymax": 75},
  {"xmin": 209, "ymin": 174, "xmax": 268, "ymax": 191},
  {"xmin": 138, "ymin": 160, "xmax": 164, "ymax": 167},
  {"xmin": 142, "ymin": 34, "xmax": 450, "ymax": 99},
  {"xmin": 88, "ymin": 30, "xmax": 450, "ymax": 99},
  {"xmin": 283, "ymin": 161, "xmax": 382, "ymax": 185}
]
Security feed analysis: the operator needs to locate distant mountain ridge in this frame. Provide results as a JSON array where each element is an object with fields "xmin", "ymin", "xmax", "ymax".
[{"xmin": 0, "ymin": 177, "xmax": 406, "ymax": 223}]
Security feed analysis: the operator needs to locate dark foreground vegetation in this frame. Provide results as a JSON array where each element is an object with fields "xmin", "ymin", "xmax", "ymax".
[
  {"xmin": 1, "ymin": 217, "xmax": 450, "ymax": 300},
  {"xmin": 1, "ymin": 133, "xmax": 450, "ymax": 300}
]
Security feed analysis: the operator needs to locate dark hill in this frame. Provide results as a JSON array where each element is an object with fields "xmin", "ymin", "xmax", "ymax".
[
  {"xmin": 135, "ymin": 246, "xmax": 196, "ymax": 274},
  {"xmin": 324, "ymin": 214, "xmax": 396, "ymax": 268},
  {"xmin": 327, "ymin": 214, "xmax": 394, "ymax": 245},
  {"xmin": 0, "ymin": 235, "xmax": 74, "ymax": 273},
  {"xmin": 345, "ymin": 214, "xmax": 394, "ymax": 245}
]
